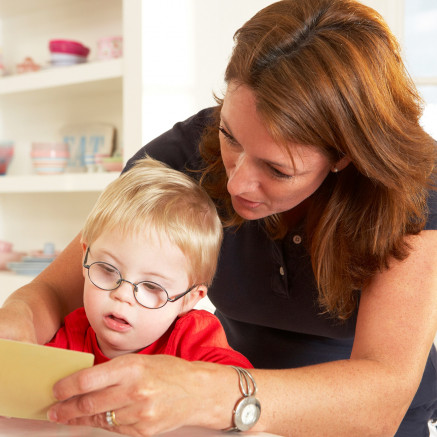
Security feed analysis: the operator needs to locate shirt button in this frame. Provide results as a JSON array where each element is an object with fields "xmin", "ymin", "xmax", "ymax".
[
  {"xmin": 293, "ymin": 235, "xmax": 302, "ymax": 244},
  {"xmin": 279, "ymin": 266, "xmax": 285, "ymax": 276}
]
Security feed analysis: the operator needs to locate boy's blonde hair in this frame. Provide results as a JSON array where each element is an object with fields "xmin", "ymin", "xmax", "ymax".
[{"xmin": 81, "ymin": 157, "xmax": 223, "ymax": 286}]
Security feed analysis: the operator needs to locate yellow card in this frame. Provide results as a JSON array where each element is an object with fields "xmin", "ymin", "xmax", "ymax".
[{"xmin": 0, "ymin": 339, "xmax": 94, "ymax": 420}]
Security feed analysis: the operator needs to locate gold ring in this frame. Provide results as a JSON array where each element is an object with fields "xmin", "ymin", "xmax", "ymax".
[{"xmin": 105, "ymin": 410, "xmax": 119, "ymax": 427}]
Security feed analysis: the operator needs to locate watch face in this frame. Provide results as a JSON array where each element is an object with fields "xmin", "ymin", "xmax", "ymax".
[
  {"xmin": 234, "ymin": 396, "xmax": 261, "ymax": 431},
  {"xmin": 242, "ymin": 404, "xmax": 258, "ymax": 424}
]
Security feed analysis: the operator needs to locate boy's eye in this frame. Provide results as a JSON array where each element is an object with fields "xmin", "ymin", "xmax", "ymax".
[{"xmin": 97, "ymin": 263, "xmax": 118, "ymax": 275}]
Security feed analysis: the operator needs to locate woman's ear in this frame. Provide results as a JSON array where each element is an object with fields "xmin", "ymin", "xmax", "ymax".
[
  {"xmin": 331, "ymin": 155, "xmax": 351, "ymax": 173},
  {"xmin": 179, "ymin": 285, "xmax": 208, "ymax": 315}
]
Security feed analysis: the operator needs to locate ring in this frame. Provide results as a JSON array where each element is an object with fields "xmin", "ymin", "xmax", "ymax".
[{"xmin": 105, "ymin": 410, "xmax": 119, "ymax": 427}]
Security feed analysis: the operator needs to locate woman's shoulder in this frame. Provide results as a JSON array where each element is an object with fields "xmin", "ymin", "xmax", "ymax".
[{"xmin": 124, "ymin": 107, "xmax": 217, "ymax": 173}]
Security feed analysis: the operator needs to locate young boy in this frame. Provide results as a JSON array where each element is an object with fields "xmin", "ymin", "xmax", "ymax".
[{"xmin": 46, "ymin": 157, "xmax": 251, "ymax": 368}]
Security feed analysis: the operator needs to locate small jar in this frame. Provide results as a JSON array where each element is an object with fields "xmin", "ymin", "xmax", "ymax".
[{"xmin": 97, "ymin": 36, "xmax": 123, "ymax": 60}]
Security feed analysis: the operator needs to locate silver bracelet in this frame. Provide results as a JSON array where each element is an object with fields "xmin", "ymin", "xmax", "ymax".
[{"xmin": 222, "ymin": 366, "xmax": 261, "ymax": 432}]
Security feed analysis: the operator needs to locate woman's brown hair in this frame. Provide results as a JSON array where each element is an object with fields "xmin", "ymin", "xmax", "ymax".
[{"xmin": 199, "ymin": 0, "xmax": 436, "ymax": 319}]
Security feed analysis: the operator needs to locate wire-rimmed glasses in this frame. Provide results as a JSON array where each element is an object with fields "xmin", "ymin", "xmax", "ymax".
[{"xmin": 83, "ymin": 248, "xmax": 197, "ymax": 309}]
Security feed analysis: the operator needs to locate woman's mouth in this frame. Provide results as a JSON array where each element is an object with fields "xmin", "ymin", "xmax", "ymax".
[
  {"xmin": 104, "ymin": 314, "xmax": 132, "ymax": 332},
  {"xmin": 233, "ymin": 195, "xmax": 261, "ymax": 209}
]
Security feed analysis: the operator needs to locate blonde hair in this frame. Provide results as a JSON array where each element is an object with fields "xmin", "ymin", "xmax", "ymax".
[{"xmin": 81, "ymin": 157, "xmax": 223, "ymax": 286}]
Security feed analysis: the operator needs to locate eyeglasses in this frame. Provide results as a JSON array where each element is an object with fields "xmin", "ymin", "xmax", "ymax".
[{"xmin": 83, "ymin": 248, "xmax": 197, "ymax": 309}]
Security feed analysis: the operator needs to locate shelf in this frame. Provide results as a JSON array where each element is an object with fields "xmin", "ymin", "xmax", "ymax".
[
  {"xmin": 0, "ymin": 172, "xmax": 119, "ymax": 193},
  {"xmin": 414, "ymin": 77, "xmax": 437, "ymax": 86},
  {"xmin": 0, "ymin": 59, "xmax": 123, "ymax": 96}
]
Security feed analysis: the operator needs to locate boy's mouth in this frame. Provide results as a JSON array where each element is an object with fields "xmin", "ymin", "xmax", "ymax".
[
  {"xmin": 109, "ymin": 314, "xmax": 129, "ymax": 324},
  {"xmin": 104, "ymin": 313, "xmax": 132, "ymax": 332}
]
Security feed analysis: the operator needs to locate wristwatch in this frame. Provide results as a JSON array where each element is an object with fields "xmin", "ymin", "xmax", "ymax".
[{"xmin": 223, "ymin": 366, "xmax": 261, "ymax": 432}]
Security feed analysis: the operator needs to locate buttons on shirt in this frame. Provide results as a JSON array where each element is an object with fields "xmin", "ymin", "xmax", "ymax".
[{"xmin": 292, "ymin": 235, "xmax": 302, "ymax": 244}]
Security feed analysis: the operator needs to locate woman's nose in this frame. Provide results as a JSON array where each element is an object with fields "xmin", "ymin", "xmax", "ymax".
[{"xmin": 227, "ymin": 154, "xmax": 259, "ymax": 195}]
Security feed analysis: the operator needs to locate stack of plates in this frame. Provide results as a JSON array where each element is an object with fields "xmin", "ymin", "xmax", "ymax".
[{"xmin": 7, "ymin": 255, "xmax": 56, "ymax": 276}]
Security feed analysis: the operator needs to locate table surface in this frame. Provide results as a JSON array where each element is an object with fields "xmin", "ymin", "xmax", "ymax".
[{"xmin": 0, "ymin": 417, "xmax": 282, "ymax": 437}]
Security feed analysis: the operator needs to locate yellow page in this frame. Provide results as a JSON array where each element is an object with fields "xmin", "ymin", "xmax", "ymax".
[{"xmin": 0, "ymin": 339, "xmax": 94, "ymax": 420}]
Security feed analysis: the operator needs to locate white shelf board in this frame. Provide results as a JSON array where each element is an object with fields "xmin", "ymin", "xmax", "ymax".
[
  {"xmin": 414, "ymin": 76, "xmax": 437, "ymax": 86},
  {"xmin": 0, "ymin": 172, "xmax": 119, "ymax": 193},
  {"xmin": 0, "ymin": 59, "xmax": 123, "ymax": 96}
]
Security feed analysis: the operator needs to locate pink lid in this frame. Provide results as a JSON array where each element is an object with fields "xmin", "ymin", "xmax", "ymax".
[{"xmin": 49, "ymin": 39, "xmax": 90, "ymax": 57}]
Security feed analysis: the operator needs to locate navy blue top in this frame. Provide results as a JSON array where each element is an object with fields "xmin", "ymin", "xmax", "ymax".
[{"xmin": 125, "ymin": 108, "xmax": 437, "ymax": 430}]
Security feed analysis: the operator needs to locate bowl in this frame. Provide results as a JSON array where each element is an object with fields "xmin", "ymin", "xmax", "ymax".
[
  {"xmin": 0, "ymin": 252, "xmax": 26, "ymax": 270},
  {"xmin": 94, "ymin": 153, "xmax": 111, "ymax": 171},
  {"xmin": 49, "ymin": 39, "xmax": 90, "ymax": 57},
  {"xmin": 32, "ymin": 158, "xmax": 69, "ymax": 175},
  {"xmin": 97, "ymin": 36, "xmax": 123, "ymax": 60},
  {"xmin": 32, "ymin": 142, "xmax": 69, "ymax": 152},
  {"xmin": 31, "ymin": 142, "xmax": 70, "ymax": 175},
  {"xmin": 0, "ymin": 142, "xmax": 14, "ymax": 175},
  {"xmin": 50, "ymin": 52, "xmax": 88, "ymax": 66},
  {"xmin": 0, "ymin": 240, "xmax": 13, "ymax": 253},
  {"xmin": 0, "ymin": 157, "xmax": 12, "ymax": 175},
  {"xmin": 101, "ymin": 156, "xmax": 123, "ymax": 172}
]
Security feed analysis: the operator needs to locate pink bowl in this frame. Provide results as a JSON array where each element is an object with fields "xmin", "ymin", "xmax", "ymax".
[
  {"xmin": 32, "ymin": 142, "xmax": 69, "ymax": 151},
  {"xmin": 94, "ymin": 153, "xmax": 111, "ymax": 165},
  {"xmin": 31, "ymin": 150, "xmax": 69, "ymax": 158},
  {"xmin": 0, "ymin": 148, "xmax": 13, "ymax": 158},
  {"xmin": 0, "ymin": 251, "xmax": 26, "ymax": 270},
  {"xmin": 97, "ymin": 36, "xmax": 123, "ymax": 60},
  {"xmin": 49, "ymin": 40, "xmax": 90, "ymax": 57},
  {"xmin": 0, "ymin": 240, "xmax": 13, "ymax": 252},
  {"xmin": 32, "ymin": 159, "xmax": 69, "ymax": 166},
  {"xmin": 0, "ymin": 142, "xmax": 14, "ymax": 159}
]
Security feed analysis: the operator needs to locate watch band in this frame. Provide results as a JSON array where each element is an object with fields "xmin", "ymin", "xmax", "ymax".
[{"xmin": 222, "ymin": 366, "xmax": 261, "ymax": 432}]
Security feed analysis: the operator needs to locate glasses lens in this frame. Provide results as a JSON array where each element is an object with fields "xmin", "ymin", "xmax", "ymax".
[
  {"xmin": 89, "ymin": 262, "xmax": 121, "ymax": 290},
  {"xmin": 135, "ymin": 282, "xmax": 168, "ymax": 308}
]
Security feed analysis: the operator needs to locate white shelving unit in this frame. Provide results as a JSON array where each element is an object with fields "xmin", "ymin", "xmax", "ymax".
[
  {"xmin": 0, "ymin": 58, "xmax": 123, "ymax": 95},
  {"xmin": 0, "ymin": 0, "xmax": 142, "ymax": 293}
]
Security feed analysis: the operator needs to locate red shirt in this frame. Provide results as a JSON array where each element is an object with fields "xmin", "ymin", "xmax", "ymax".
[{"xmin": 46, "ymin": 307, "xmax": 252, "ymax": 367}]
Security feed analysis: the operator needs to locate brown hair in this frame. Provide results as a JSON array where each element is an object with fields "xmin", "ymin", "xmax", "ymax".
[{"xmin": 199, "ymin": 0, "xmax": 436, "ymax": 318}]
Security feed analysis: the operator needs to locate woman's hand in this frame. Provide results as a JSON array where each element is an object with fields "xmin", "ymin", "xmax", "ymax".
[
  {"xmin": 0, "ymin": 233, "xmax": 85, "ymax": 345},
  {"xmin": 48, "ymin": 354, "xmax": 234, "ymax": 436}
]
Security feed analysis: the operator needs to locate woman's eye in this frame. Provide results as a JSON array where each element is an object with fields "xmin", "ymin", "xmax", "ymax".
[
  {"xmin": 218, "ymin": 126, "xmax": 239, "ymax": 146},
  {"xmin": 269, "ymin": 166, "xmax": 293, "ymax": 180}
]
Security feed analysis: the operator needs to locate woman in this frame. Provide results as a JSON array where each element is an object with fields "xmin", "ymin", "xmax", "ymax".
[{"xmin": 1, "ymin": 1, "xmax": 436, "ymax": 436}]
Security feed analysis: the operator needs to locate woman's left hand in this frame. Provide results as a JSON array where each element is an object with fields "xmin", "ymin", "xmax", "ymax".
[{"xmin": 47, "ymin": 354, "xmax": 230, "ymax": 436}]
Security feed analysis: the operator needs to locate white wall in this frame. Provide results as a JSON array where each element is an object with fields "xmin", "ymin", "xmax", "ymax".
[
  {"xmin": 140, "ymin": 0, "xmax": 274, "ymax": 146},
  {"xmin": 138, "ymin": 0, "xmax": 411, "ymax": 148}
]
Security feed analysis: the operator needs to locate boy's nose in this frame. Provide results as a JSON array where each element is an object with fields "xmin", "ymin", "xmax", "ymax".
[{"xmin": 110, "ymin": 280, "xmax": 135, "ymax": 305}]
